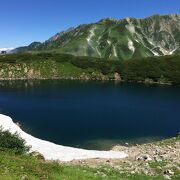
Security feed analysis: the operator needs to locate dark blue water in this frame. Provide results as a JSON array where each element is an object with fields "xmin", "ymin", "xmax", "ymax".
[{"xmin": 0, "ymin": 80, "xmax": 180, "ymax": 150}]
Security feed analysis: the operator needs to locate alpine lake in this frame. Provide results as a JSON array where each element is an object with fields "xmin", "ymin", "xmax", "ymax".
[{"xmin": 0, "ymin": 80, "xmax": 180, "ymax": 150}]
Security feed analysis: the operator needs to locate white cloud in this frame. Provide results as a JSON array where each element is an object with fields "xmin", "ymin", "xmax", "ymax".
[{"xmin": 0, "ymin": 47, "xmax": 14, "ymax": 52}]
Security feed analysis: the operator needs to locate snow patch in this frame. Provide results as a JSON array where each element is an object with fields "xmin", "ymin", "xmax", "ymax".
[
  {"xmin": 96, "ymin": 47, "xmax": 101, "ymax": 58},
  {"xmin": 134, "ymin": 32, "xmax": 161, "ymax": 56},
  {"xmin": 107, "ymin": 40, "xmax": 111, "ymax": 45},
  {"xmin": 87, "ymin": 27, "xmax": 101, "ymax": 58},
  {"xmin": 0, "ymin": 114, "xmax": 127, "ymax": 162},
  {"xmin": 113, "ymin": 46, "xmax": 118, "ymax": 57},
  {"xmin": 126, "ymin": 25, "xmax": 135, "ymax": 34},
  {"xmin": 126, "ymin": 18, "xmax": 135, "ymax": 34},
  {"xmin": 87, "ymin": 27, "xmax": 96, "ymax": 43},
  {"xmin": 158, "ymin": 46, "xmax": 179, "ymax": 56},
  {"xmin": 128, "ymin": 39, "xmax": 135, "ymax": 53},
  {"xmin": 151, "ymin": 50, "xmax": 159, "ymax": 56},
  {"xmin": 96, "ymin": 36, "xmax": 102, "ymax": 58}
]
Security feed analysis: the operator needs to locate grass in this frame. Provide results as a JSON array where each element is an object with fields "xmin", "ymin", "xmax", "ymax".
[
  {"xmin": 149, "ymin": 161, "xmax": 168, "ymax": 174},
  {"xmin": 0, "ymin": 150, "xmax": 166, "ymax": 180},
  {"xmin": 157, "ymin": 135, "xmax": 180, "ymax": 146}
]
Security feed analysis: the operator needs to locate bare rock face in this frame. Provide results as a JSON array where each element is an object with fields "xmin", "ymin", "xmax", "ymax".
[{"xmin": 114, "ymin": 73, "xmax": 121, "ymax": 81}]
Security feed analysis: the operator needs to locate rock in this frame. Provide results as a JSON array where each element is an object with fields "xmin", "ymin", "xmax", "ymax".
[
  {"xmin": 125, "ymin": 143, "xmax": 129, "ymax": 146},
  {"xmin": 144, "ymin": 170, "xmax": 149, "ymax": 175},
  {"xmin": 30, "ymin": 151, "xmax": 45, "ymax": 160},
  {"xmin": 21, "ymin": 175, "xmax": 28, "ymax": 180},
  {"xmin": 164, "ymin": 169, "xmax": 174, "ymax": 176},
  {"xmin": 145, "ymin": 163, "xmax": 149, "ymax": 167},
  {"xmin": 136, "ymin": 154, "xmax": 152, "ymax": 161},
  {"xmin": 114, "ymin": 73, "xmax": 121, "ymax": 81},
  {"xmin": 154, "ymin": 156, "xmax": 163, "ymax": 162},
  {"xmin": 160, "ymin": 154, "xmax": 167, "ymax": 159},
  {"xmin": 164, "ymin": 175, "xmax": 171, "ymax": 180},
  {"xmin": 24, "ymin": 67, "xmax": 28, "ymax": 73}
]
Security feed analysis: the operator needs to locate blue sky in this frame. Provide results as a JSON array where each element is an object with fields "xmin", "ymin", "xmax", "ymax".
[{"xmin": 0, "ymin": 0, "xmax": 179, "ymax": 48}]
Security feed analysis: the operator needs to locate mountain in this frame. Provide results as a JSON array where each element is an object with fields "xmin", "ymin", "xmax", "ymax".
[
  {"xmin": 15, "ymin": 14, "xmax": 180, "ymax": 60},
  {"xmin": 13, "ymin": 42, "xmax": 41, "ymax": 53}
]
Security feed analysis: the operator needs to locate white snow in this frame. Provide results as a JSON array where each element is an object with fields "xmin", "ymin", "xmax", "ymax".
[
  {"xmin": 87, "ymin": 27, "xmax": 102, "ymax": 58},
  {"xmin": 107, "ymin": 40, "xmax": 111, "ymax": 45},
  {"xmin": 126, "ymin": 18, "xmax": 135, "ymax": 34},
  {"xmin": 96, "ymin": 47, "xmax": 102, "ymax": 58},
  {"xmin": 96, "ymin": 36, "xmax": 102, "ymax": 57},
  {"xmin": 113, "ymin": 46, "xmax": 118, "ymax": 57},
  {"xmin": 0, "ymin": 114, "xmax": 128, "ymax": 162},
  {"xmin": 128, "ymin": 39, "xmax": 135, "ymax": 53},
  {"xmin": 126, "ymin": 25, "xmax": 135, "ymax": 34},
  {"xmin": 125, "ymin": 17, "xmax": 179, "ymax": 57},
  {"xmin": 169, "ymin": 47, "xmax": 179, "ymax": 55},
  {"xmin": 87, "ymin": 27, "xmax": 96, "ymax": 43},
  {"xmin": 135, "ymin": 28, "xmax": 179, "ymax": 56},
  {"xmin": 134, "ymin": 32, "xmax": 161, "ymax": 56},
  {"xmin": 151, "ymin": 50, "xmax": 159, "ymax": 56},
  {"xmin": 158, "ymin": 46, "xmax": 179, "ymax": 56}
]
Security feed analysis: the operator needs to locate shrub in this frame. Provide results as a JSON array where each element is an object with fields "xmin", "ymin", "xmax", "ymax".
[{"xmin": 0, "ymin": 127, "xmax": 31, "ymax": 154}]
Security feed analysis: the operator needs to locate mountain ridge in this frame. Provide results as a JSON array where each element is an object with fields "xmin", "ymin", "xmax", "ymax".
[{"xmin": 14, "ymin": 13, "xmax": 180, "ymax": 60}]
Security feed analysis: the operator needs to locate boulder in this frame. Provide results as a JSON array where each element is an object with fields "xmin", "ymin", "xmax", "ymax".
[
  {"xmin": 136, "ymin": 154, "xmax": 152, "ymax": 161},
  {"xmin": 164, "ymin": 175, "xmax": 171, "ymax": 180},
  {"xmin": 30, "ymin": 151, "xmax": 45, "ymax": 160},
  {"xmin": 114, "ymin": 73, "xmax": 121, "ymax": 81},
  {"xmin": 21, "ymin": 175, "xmax": 28, "ymax": 180},
  {"xmin": 164, "ymin": 169, "xmax": 174, "ymax": 176}
]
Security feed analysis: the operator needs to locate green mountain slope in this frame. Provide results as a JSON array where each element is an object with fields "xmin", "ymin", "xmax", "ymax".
[{"xmin": 15, "ymin": 14, "xmax": 180, "ymax": 60}]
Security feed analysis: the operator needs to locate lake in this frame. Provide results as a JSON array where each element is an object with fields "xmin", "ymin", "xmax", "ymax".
[{"xmin": 0, "ymin": 80, "xmax": 180, "ymax": 150}]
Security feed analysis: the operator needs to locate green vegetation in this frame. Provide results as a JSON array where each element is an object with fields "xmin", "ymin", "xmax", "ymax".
[
  {"xmin": 0, "ymin": 128, "xmax": 30, "ymax": 154},
  {"xmin": 157, "ymin": 135, "xmax": 180, "ymax": 146},
  {"xmin": 0, "ymin": 150, "xmax": 166, "ymax": 180},
  {"xmin": 122, "ymin": 55, "xmax": 180, "ymax": 85},
  {"xmin": 149, "ymin": 161, "xmax": 168, "ymax": 173},
  {"xmin": 0, "ymin": 53, "xmax": 179, "ymax": 85}
]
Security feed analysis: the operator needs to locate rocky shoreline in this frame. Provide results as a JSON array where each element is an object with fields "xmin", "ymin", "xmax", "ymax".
[
  {"xmin": 0, "ymin": 75, "xmax": 173, "ymax": 87},
  {"xmin": 68, "ymin": 136, "xmax": 180, "ymax": 179}
]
